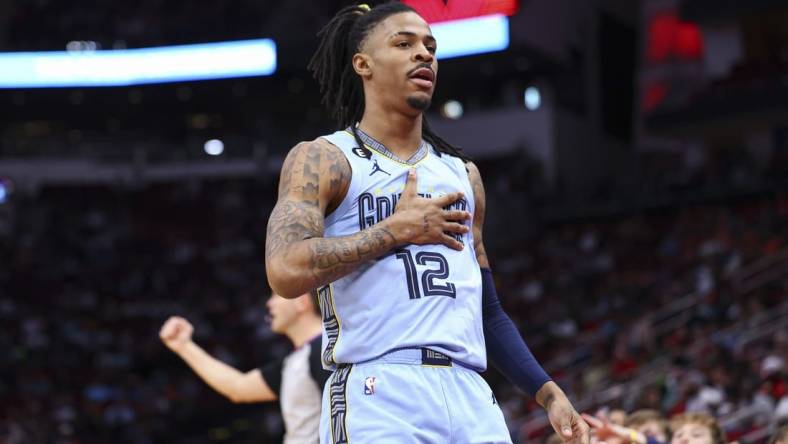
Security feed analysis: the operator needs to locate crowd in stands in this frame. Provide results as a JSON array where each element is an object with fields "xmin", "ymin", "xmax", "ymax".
[
  {"xmin": 1, "ymin": 167, "xmax": 787, "ymax": 442},
  {"xmin": 1, "ymin": 180, "xmax": 285, "ymax": 443},
  {"xmin": 490, "ymin": 190, "xmax": 788, "ymax": 443}
]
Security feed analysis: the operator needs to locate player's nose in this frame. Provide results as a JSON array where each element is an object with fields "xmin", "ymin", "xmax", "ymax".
[{"xmin": 413, "ymin": 44, "xmax": 434, "ymax": 64}]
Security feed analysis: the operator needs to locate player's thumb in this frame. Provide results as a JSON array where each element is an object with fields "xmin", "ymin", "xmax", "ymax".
[
  {"xmin": 402, "ymin": 168, "xmax": 417, "ymax": 198},
  {"xmin": 559, "ymin": 415, "xmax": 573, "ymax": 438}
]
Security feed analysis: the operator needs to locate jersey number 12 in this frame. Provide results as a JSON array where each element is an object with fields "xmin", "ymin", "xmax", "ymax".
[{"xmin": 395, "ymin": 249, "xmax": 457, "ymax": 299}]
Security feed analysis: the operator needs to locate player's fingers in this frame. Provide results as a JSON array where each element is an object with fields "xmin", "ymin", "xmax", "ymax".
[
  {"xmin": 441, "ymin": 234, "xmax": 464, "ymax": 251},
  {"xmin": 401, "ymin": 169, "xmax": 418, "ymax": 198},
  {"xmin": 443, "ymin": 210, "xmax": 472, "ymax": 222},
  {"xmin": 434, "ymin": 191, "xmax": 464, "ymax": 207},
  {"xmin": 579, "ymin": 418, "xmax": 591, "ymax": 444},
  {"xmin": 443, "ymin": 222, "xmax": 470, "ymax": 234},
  {"xmin": 559, "ymin": 413, "xmax": 573, "ymax": 439}
]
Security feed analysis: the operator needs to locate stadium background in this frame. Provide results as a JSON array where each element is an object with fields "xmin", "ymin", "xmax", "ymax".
[{"xmin": 1, "ymin": 0, "xmax": 787, "ymax": 442}]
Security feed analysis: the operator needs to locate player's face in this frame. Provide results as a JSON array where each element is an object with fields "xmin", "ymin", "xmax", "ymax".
[
  {"xmin": 266, "ymin": 294, "xmax": 299, "ymax": 334},
  {"xmin": 358, "ymin": 12, "xmax": 438, "ymax": 114},
  {"xmin": 671, "ymin": 424, "xmax": 714, "ymax": 444}
]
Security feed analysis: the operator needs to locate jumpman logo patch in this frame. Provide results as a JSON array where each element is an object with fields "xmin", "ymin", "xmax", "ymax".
[{"xmin": 369, "ymin": 159, "xmax": 390, "ymax": 176}]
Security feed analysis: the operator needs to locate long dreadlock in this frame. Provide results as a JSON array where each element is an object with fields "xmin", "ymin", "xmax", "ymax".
[{"xmin": 307, "ymin": 2, "xmax": 470, "ymax": 162}]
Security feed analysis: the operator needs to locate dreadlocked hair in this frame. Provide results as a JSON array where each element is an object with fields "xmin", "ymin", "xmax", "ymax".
[{"xmin": 307, "ymin": 1, "xmax": 471, "ymax": 162}]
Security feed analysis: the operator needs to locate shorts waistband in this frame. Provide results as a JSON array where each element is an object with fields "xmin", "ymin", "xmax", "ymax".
[{"xmin": 340, "ymin": 347, "xmax": 454, "ymax": 368}]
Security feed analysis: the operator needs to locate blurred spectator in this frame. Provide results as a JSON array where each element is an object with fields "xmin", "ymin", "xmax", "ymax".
[
  {"xmin": 626, "ymin": 410, "xmax": 670, "ymax": 444},
  {"xmin": 669, "ymin": 413, "xmax": 726, "ymax": 444},
  {"xmin": 770, "ymin": 425, "xmax": 788, "ymax": 444}
]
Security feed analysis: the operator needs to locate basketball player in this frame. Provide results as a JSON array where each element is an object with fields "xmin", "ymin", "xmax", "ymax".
[
  {"xmin": 264, "ymin": 2, "xmax": 589, "ymax": 443},
  {"xmin": 159, "ymin": 292, "xmax": 327, "ymax": 444}
]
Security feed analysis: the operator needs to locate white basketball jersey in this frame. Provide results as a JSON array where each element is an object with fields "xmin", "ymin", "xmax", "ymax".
[{"xmin": 317, "ymin": 129, "xmax": 486, "ymax": 371}]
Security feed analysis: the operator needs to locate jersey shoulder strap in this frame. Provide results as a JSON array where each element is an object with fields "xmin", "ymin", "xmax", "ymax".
[
  {"xmin": 320, "ymin": 129, "xmax": 371, "ymax": 226},
  {"xmin": 321, "ymin": 130, "xmax": 368, "ymax": 161}
]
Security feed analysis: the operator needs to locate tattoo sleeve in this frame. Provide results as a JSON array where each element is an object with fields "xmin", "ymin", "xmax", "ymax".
[
  {"xmin": 265, "ymin": 140, "xmax": 401, "ymax": 297},
  {"xmin": 467, "ymin": 162, "xmax": 490, "ymax": 268}
]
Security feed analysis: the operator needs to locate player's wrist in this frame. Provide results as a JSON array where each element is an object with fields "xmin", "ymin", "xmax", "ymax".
[
  {"xmin": 535, "ymin": 381, "xmax": 564, "ymax": 409},
  {"xmin": 381, "ymin": 214, "xmax": 412, "ymax": 246}
]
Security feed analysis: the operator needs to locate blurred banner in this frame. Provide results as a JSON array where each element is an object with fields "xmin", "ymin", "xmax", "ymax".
[
  {"xmin": 404, "ymin": 0, "xmax": 519, "ymax": 22},
  {"xmin": 0, "ymin": 39, "xmax": 277, "ymax": 88},
  {"xmin": 432, "ymin": 14, "xmax": 510, "ymax": 59}
]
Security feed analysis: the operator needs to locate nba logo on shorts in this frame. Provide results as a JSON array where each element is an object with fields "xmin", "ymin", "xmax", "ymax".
[{"xmin": 363, "ymin": 376, "xmax": 377, "ymax": 395}]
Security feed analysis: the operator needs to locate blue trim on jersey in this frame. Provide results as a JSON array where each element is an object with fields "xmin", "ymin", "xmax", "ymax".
[
  {"xmin": 318, "ymin": 284, "xmax": 342, "ymax": 368},
  {"xmin": 342, "ymin": 130, "xmax": 431, "ymax": 167},
  {"xmin": 353, "ymin": 127, "xmax": 429, "ymax": 165},
  {"xmin": 328, "ymin": 365, "xmax": 353, "ymax": 444}
]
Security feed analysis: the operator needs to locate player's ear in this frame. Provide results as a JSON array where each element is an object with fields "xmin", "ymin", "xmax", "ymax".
[{"xmin": 353, "ymin": 53, "xmax": 372, "ymax": 78}]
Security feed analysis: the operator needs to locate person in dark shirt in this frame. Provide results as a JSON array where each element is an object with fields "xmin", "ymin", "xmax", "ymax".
[{"xmin": 160, "ymin": 292, "xmax": 326, "ymax": 444}]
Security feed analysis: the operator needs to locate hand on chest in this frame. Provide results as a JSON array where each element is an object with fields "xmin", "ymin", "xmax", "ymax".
[{"xmin": 357, "ymin": 164, "xmax": 470, "ymax": 230}]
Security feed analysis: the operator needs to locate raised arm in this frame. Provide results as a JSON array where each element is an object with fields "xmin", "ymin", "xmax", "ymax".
[
  {"xmin": 159, "ymin": 316, "xmax": 276, "ymax": 403},
  {"xmin": 265, "ymin": 139, "xmax": 470, "ymax": 298},
  {"xmin": 467, "ymin": 162, "xmax": 589, "ymax": 444}
]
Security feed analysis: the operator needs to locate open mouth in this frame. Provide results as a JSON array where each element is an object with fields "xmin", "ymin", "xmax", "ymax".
[{"xmin": 408, "ymin": 67, "xmax": 435, "ymax": 88}]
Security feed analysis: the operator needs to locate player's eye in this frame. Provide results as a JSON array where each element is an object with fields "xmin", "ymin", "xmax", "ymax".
[
  {"xmin": 426, "ymin": 45, "xmax": 437, "ymax": 54},
  {"xmin": 396, "ymin": 41, "xmax": 411, "ymax": 48}
]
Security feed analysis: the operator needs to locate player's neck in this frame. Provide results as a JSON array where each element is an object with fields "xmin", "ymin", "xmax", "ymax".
[
  {"xmin": 285, "ymin": 315, "xmax": 323, "ymax": 348},
  {"xmin": 358, "ymin": 104, "xmax": 423, "ymax": 160}
]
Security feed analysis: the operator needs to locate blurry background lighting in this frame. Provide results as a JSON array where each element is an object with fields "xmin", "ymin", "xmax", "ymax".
[
  {"xmin": 524, "ymin": 86, "xmax": 541, "ymax": 110},
  {"xmin": 204, "ymin": 139, "xmax": 224, "ymax": 156},
  {"xmin": 0, "ymin": 179, "xmax": 12, "ymax": 204},
  {"xmin": 442, "ymin": 100, "xmax": 464, "ymax": 119}
]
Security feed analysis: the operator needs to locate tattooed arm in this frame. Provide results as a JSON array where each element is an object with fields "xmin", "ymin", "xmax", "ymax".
[{"xmin": 265, "ymin": 139, "xmax": 470, "ymax": 298}]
